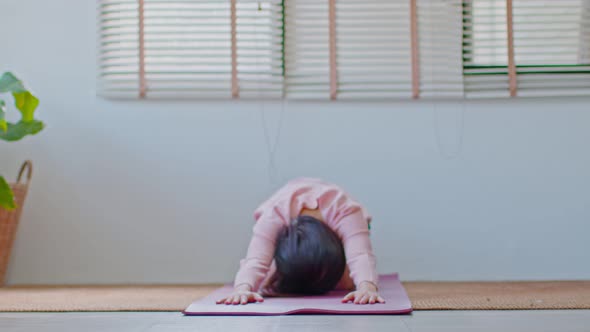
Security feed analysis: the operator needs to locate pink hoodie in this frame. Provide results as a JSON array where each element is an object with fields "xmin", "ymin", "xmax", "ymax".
[{"xmin": 234, "ymin": 178, "xmax": 377, "ymax": 292}]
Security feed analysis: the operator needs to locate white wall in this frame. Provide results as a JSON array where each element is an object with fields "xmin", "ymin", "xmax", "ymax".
[{"xmin": 1, "ymin": 0, "xmax": 589, "ymax": 284}]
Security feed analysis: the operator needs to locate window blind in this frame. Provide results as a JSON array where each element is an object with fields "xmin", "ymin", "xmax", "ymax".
[
  {"xmin": 463, "ymin": 0, "xmax": 590, "ymax": 98},
  {"xmin": 99, "ymin": 0, "xmax": 427, "ymax": 100},
  {"xmin": 283, "ymin": 0, "xmax": 330, "ymax": 99},
  {"xmin": 245, "ymin": 0, "xmax": 464, "ymax": 100},
  {"xmin": 284, "ymin": 0, "xmax": 415, "ymax": 100},
  {"xmin": 334, "ymin": 0, "xmax": 413, "ymax": 99},
  {"xmin": 417, "ymin": 0, "xmax": 464, "ymax": 98},
  {"xmin": 583, "ymin": 0, "xmax": 590, "ymax": 63},
  {"xmin": 99, "ymin": 0, "xmax": 141, "ymax": 98},
  {"xmin": 99, "ymin": 0, "xmax": 283, "ymax": 98},
  {"xmin": 99, "ymin": 0, "xmax": 590, "ymax": 99},
  {"xmin": 236, "ymin": 0, "xmax": 284, "ymax": 98}
]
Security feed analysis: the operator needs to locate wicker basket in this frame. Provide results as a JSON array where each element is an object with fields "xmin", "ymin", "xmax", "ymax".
[{"xmin": 0, "ymin": 161, "xmax": 33, "ymax": 286}]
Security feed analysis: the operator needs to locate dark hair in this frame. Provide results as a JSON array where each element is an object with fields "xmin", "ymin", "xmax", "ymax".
[{"xmin": 272, "ymin": 215, "xmax": 346, "ymax": 295}]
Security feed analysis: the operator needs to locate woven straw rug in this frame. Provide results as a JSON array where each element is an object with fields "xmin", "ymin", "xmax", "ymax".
[{"xmin": 0, "ymin": 281, "xmax": 589, "ymax": 312}]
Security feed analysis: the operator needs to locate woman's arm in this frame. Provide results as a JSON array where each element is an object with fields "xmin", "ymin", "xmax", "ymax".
[
  {"xmin": 218, "ymin": 212, "xmax": 285, "ymax": 305},
  {"xmin": 336, "ymin": 210, "xmax": 384, "ymax": 304},
  {"xmin": 337, "ymin": 210, "xmax": 378, "ymax": 286},
  {"xmin": 233, "ymin": 218, "xmax": 282, "ymax": 290}
]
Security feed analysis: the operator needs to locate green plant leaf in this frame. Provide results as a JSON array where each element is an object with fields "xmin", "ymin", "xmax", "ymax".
[
  {"xmin": 0, "ymin": 72, "xmax": 43, "ymax": 140},
  {"xmin": 0, "ymin": 120, "xmax": 44, "ymax": 142},
  {"xmin": 0, "ymin": 72, "xmax": 26, "ymax": 93},
  {"xmin": 0, "ymin": 176, "xmax": 16, "ymax": 210},
  {"xmin": 13, "ymin": 91, "xmax": 39, "ymax": 122},
  {"xmin": 0, "ymin": 99, "xmax": 6, "ymax": 132}
]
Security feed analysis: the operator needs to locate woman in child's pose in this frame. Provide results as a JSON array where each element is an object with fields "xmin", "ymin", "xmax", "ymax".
[{"xmin": 217, "ymin": 178, "xmax": 384, "ymax": 305}]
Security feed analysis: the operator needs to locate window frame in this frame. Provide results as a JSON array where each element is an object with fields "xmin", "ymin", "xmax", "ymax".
[{"xmin": 462, "ymin": 0, "xmax": 590, "ymax": 78}]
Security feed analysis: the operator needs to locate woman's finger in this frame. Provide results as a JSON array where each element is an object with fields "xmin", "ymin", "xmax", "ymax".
[
  {"xmin": 232, "ymin": 294, "xmax": 241, "ymax": 305},
  {"xmin": 354, "ymin": 293, "xmax": 365, "ymax": 304},
  {"xmin": 240, "ymin": 295, "xmax": 248, "ymax": 305},
  {"xmin": 377, "ymin": 296, "xmax": 386, "ymax": 304},
  {"xmin": 246, "ymin": 293, "xmax": 255, "ymax": 303},
  {"xmin": 359, "ymin": 294, "xmax": 370, "ymax": 305},
  {"xmin": 369, "ymin": 295, "xmax": 377, "ymax": 304},
  {"xmin": 216, "ymin": 297, "xmax": 226, "ymax": 304},
  {"xmin": 342, "ymin": 292, "xmax": 355, "ymax": 303},
  {"xmin": 253, "ymin": 293, "xmax": 264, "ymax": 303}
]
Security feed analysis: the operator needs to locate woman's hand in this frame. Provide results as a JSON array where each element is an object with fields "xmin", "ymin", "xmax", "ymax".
[
  {"xmin": 342, "ymin": 281, "xmax": 385, "ymax": 305},
  {"xmin": 216, "ymin": 284, "xmax": 264, "ymax": 305}
]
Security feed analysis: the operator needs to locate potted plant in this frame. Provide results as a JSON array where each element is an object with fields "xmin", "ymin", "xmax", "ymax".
[{"xmin": 0, "ymin": 72, "xmax": 44, "ymax": 285}]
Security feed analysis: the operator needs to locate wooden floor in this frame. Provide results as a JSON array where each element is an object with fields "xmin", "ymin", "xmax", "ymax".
[{"xmin": 1, "ymin": 310, "xmax": 589, "ymax": 332}]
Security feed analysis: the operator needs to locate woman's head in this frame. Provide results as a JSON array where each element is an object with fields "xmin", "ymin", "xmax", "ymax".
[{"xmin": 272, "ymin": 215, "xmax": 346, "ymax": 295}]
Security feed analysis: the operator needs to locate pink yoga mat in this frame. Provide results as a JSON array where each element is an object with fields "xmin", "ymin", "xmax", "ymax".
[{"xmin": 183, "ymin": 273, "xmax": 412, "ymax": 316}]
